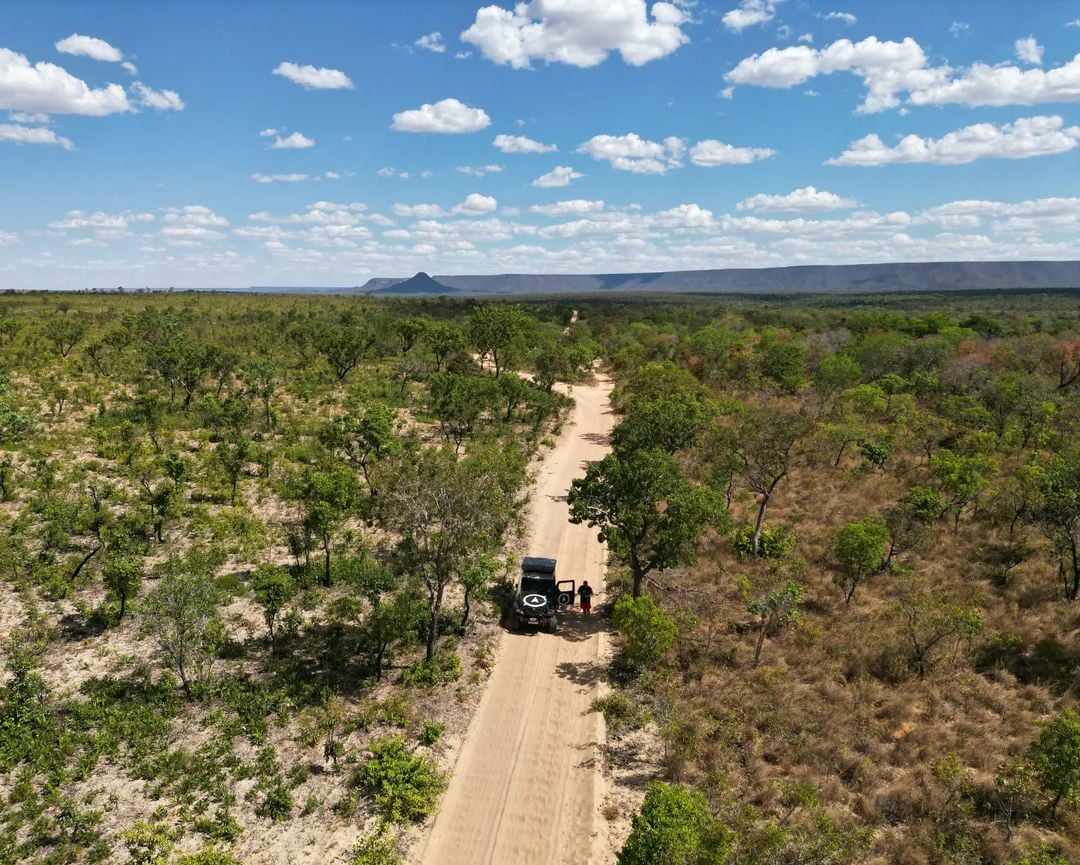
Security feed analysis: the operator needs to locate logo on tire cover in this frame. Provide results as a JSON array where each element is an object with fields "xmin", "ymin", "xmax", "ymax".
[
  {"xmin": 557, "ymin": 592, "xmax": 572, "ymax": 606},
  {"xmin": 522, "ymin": 593, "xmax": 547, "ymax": 609}
]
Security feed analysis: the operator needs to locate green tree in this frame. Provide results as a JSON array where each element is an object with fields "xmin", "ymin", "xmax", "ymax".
[
  {"xmin": 421, "ymin": 321, "xmax": 466, "ymax": 372},
  {"xmin": 748, "ymin": 580, "xmax": 803, "ymax": 666},
  {"xmin": 144, "ymin": 552, "xmax": 225, "ymax": 698},
  {"xmin": 316, "ymin": 323, "xmax": 372, "ymax": 382},
  {"xmin": 760, "ymin": 339, "xmax": 806, "ymax": 393},
  {"xmin": 357, "ymin": 736, "xmax": 447, "ymax": 823},
  {"xmin": 102, "ymin": 554, "xmax": 143, "ymax": 622},
  {"xmin": 613, "ymin": 595, "xmax": 677, "ymax": 670},
  {"xmin": 44, "ymin": 314, "xmax": 87, "ymax": 358},
  {"xmin": 427, "ymin": 373, "xmax": 495, "ymax": 450},
  {"xmin": 241, "ymin": 357, "xmax": 277, "ymax": 429},
  {"xmin": 814, "ymin": 353, "xmax": 862, "ymax": 415},
  {"xmin": 1029, "ymin": 451, "xmax": 1080, "ymax": 600},
  {"xmin": 295, "ymin": 464, "xmax": 362, "ymax": 586},
  {"xmin": 319, "ymin": 405, "xmax": 399, "ymax": 493},
  {"xmin": 569, "ymin": 448, "xmax": 723, "ymax": 598},
  {"xmin": 930, "ymin": 449, "xmax": 998, "ymax": 531},
  {"xmin": 1029, "ymin": 708, "xmax": 1080, "ymax": 816},
  {"xmin": 612, "ymin": 392, "xmax": 711, "ymax": 453},
  {"xmin": 252, "ymin": 564, "xmax": 296, "ymax": 649},
  {"xmin": 468, "ymin": 305, "xmax": 530, "ymax": 376},
  {"xmin": 833, "ymin": 517, "xmax": 889, "ymax": 604},
  {"xmin": 618, "ymin": 781, "xmax": 713, "ymax": 865},
  {"xmin": 379, "ymin": 445, "xmax": 524, "ymax": 662},
  {"xmin": 215, "ymin": 433, "xmax": 251, "ymax": 505},
  {"xmin": 729, "ymin": 409, "xmax": 813, "ymax": 556},
  {"xmin": 894, "ymin": 576, "xmax": 982, "ymax": 677}
]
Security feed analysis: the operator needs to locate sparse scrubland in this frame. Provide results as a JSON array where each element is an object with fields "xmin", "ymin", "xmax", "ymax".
[
  {"xmin": 0, "ymin": 291, "xmax": 587, "ymax": 864},
  {"xmin": 2, "ymin": 287, "xmax": 1080, "ymax": 865}
]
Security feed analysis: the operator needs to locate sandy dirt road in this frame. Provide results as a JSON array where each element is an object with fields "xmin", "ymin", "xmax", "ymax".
[{"xmin": 412, "ymin": 378, "xmax": 615, "ymax": 865}]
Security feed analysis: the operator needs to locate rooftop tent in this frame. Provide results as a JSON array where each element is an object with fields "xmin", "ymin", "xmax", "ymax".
[{"xmin": 521, "ymin": 556, "xmax": 556, "ymax": 574}]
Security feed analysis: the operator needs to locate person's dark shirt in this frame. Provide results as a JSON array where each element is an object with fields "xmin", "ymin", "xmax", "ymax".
[{"xmin": 577, "ymin": 584, "xmax": 593, "ymax": 601}]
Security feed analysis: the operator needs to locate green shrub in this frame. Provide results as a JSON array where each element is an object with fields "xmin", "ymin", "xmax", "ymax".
[
  {"xmin": 613, "ymin": 595, "xmax": 677, "ymax": 671},
  {"xmin": 174, "ymin": 848, "xmax": 243, "ymax": 865},
  {"xmin": 121, "ymin": 821, "xmax": 175, "ymax": 864},
  {"xmin": 618, "ymin": 781, "xmax": 713, "ymax": 865},
  {"xmin": 420, "ymin": 720, "xmax": 445, "ymax": 746},
  {"xmin": 731, "ymin": 524, "xmax": 796, "ymax": 559},
  {"xmin": 355, "ymin": 736, "xmax": 447, "ymax": 823},
  {"xmin": 257, "ymin": 780, "xmax": 294, "ymax": 821},
  {"xmin": 591, "ymin": 691, "xmax": 649, "ymax": 739},
  {"xmin": 349, "ymin": 829, "xmax": 403, "ymax": 865},
  {"xmin": 400, "ymin": 649, "xmax": 461, "ymax": 687}
]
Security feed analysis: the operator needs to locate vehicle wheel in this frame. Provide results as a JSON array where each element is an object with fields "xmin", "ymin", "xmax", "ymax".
[{"xmin": 548, "ymin": 620, "xmax": 558, "ymax": 634}]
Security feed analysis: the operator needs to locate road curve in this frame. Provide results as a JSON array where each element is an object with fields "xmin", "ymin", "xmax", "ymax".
[{"xmin": 412, "ymin": 378, "xmax": 615, "ymax": 865}]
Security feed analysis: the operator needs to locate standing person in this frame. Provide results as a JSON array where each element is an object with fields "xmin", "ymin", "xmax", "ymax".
[{"xmin": 577, "ymin": 581, "xmax": 593, "ymax": 617}]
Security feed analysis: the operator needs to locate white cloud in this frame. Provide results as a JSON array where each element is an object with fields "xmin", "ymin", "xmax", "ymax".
[
  {"xmin": 737, "ymin": 186, "xmax": 859, "ymax": 213},
  {"xmin": 251, "ymin": 173, "xmax": 311, "ymax": 183},
  {"xmin": 49, "ymin": 209, "xmax": 154, "ymax": 230},
  {"xmin": 689, "ymin": 139, "xmax": 775, "ymax": 166},
  {"xmin": 132, "ymin": 82, "xmax": 184, "ymax": 111},
  {"xmin": 391, "ymin": 98, "xmax": 491, "ymax": 133},
  {"xmin": 393, "ymin": 203, "xmax": 448, "ymax": 217},
  {"xmin": 456, "ymin": 163, "xmax": 504, "ymax": 176},
  {"xmin": 462, "ymin": 0, "xmax": 690, "ymax": 68},
  {"xmin": 576, "ymin": 133, "xmax": 685, "ymax": 173},
  {"xmin": 826, "ymin": 115, "xmax": 1080, "ymax": 166},
  {"xmin": 272, "ymin": 62, "xmax": 354, "ymax": 90},
  {"xmin": 415, "ymin": 32, "xmax": 447, "ymax": 53},
  {"xmin": 0, "ymin": 47, "xmax": 131, "ymax": 115},
  {"xmin": 378, "ymin": 167, "xmax": 413, "ymax": 178},
  {"xmin": 823, "ymin": 12, "xmax": 856, "ymax": 25},
  {"xmin": 8, "ymin": 111, "xmax": 49, "ymax": 123},
  {"xmin": 493, "ymin": 133, "xmax": 556, "ymax": 153},
  {"xmin": 0, "ymin": 122, "xmax": 73, "ymax": 149},
  {"xmin": 259, "ymin": 128, "xmax": 277, "ymax": 138},
  {"xmin": 530, "ymin": 199, "xmax": 605, "ymax": 216},
  {"xmin": 1015, "ymin": 37, "xmax": 1045, "ymax": 66},
  {"xmin": 452, "ymin": 193, "xmax": 498, "ymax": 215},
  {"xmin": 532, "ymin": 165, "xmax": 585, "ymax": 187},
  {"xmin": 55, "ymin": 34, "xmax": 124, "ymax": 63},
  {"xmin": 160, "ymin": 205, "xmax": 229, "ymax": 243},
  {"xmin": 270, "ymin": 131, "xmax": 315, "ymax": 149},
  {"xmin": 121, "ymin": 61, "xmax": 138, "ymax": 76},
  {"xmin": 728, "ymin": 36, "xmax": 1080, "ymax": 114},
  {"xmin": 723, "ymin": 0, "xmax": 781, "ymax": 32}
]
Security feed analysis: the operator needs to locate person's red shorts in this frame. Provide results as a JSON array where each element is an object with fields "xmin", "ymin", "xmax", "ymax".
[{"xmin": 581, "ymin": 601, "xmax": 591, "ymax": 612}]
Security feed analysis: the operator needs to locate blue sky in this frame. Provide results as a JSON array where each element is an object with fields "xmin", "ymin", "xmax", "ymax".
[{"xmin": 1, "ymin": 0, "xmax": 1079, "ymax": 288}]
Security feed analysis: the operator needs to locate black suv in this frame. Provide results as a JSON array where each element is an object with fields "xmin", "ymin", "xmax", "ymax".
[{"xmin": 512, "ymin": 556, "xmax": 576, "ymax": 633}]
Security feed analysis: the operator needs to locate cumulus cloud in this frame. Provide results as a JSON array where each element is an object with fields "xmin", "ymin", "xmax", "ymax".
[
  {"xmin": 727, "ymin": 35, "xmax": 1080, "ymax": 114},
  {"xmin": 272, "ymin": 61, "xmax": 354, "ymax": 90},
  {"xmin": 456, "ymin": 163, "xmax": 503, "ymax": 176},
  {"xmin": 270, "ymin": 131, "xmax": 315, "ymax": 149},
  {"xmin": 1014, "ymin": 37, "xmax": 1044, "ymax": 66},
  {"xmin": 826, "ymin": 115, "xmax": 1080, "ymax": 166},
  {"xmin": 0, "ymin": 47, "xmax": 131, "ymax": 115},
  {"xmin": 132, "ymin": 82, "xmax": 184, "ymax": 111},
  {"xmin": 461, "ymin": 0, "xmax": 690, "ymax": 68},
  {"xmin": 392, "ymin": 98, "xmax": 491, "ymax": 133},
  {"xmin": 577, "ymin": 133, "xmax": 685, "ymax": 173},
  {"xmin": 531, "ymin": 165, "xmax": 585, "ymax": 187},
  {"xmin": 737, "ymin": 186, "xmax": 858, "ymax": 212},
  {"xmin": 55, "ymin": 34, "xmax": 123, "ymax": 63},
  {"xmin": 415, "ymin": 32, "xmax": 447, "ymax": 53},
  {"xmin": 493, "ymin": 133, "xmax": 556, "ymax": 153},
  {"xmin": 452, "ymin": 193, "xmax": 498, "ymax": 215},
  {"xmin": 160, "ymin": 205, "xmax": 229, "ymax": 243},
  {"xmin": 0, "ymin": 122, "xmax": 73, "ymax": 149},
  {"xmin": 723, "ymin": 0, "xmax": 781, "ymax": 33},
  {"xmin": 689, "ymin": 139, "xmax": 775, "ymax": 166},
  {"xmin": 823, "ymin": 12, "xmax": 856, "ymax": 24},
  {"xmin": 49, "ymin": 209, "xmax": 154, "ymax": 230},
  {"xmin": 394, "ymin": 203, "xmax": 448, "ymax": 218},
  {"xmin": 529, "ymin": 199, "xmax": 605, "ymax": 216}
]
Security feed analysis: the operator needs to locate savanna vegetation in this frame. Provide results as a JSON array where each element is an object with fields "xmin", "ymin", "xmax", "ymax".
[
  {"xmin": 0, "ymin": 290, "xmax": 594, "ymax": 864},
  {"xmin": 571, "ymin": 289, "xmax": 1080, "ymax": 865},
  {"xmin": 3, "ymin": 286, "xmax": 1080, "ymax": 865}
]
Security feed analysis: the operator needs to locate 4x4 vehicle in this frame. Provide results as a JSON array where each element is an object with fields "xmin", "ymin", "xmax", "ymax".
[{"xmin": 512, "ymin": 556, "xmax": 576, "ymax": 633}]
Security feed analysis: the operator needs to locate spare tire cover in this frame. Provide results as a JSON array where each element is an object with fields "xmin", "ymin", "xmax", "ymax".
[
  {"xmin": 557, "ymin": 592, "xmax": 573, "ymax": 606},
  {"xmin": 522, "ymin": 593, "xmax": 547, "ymax": 609}
]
